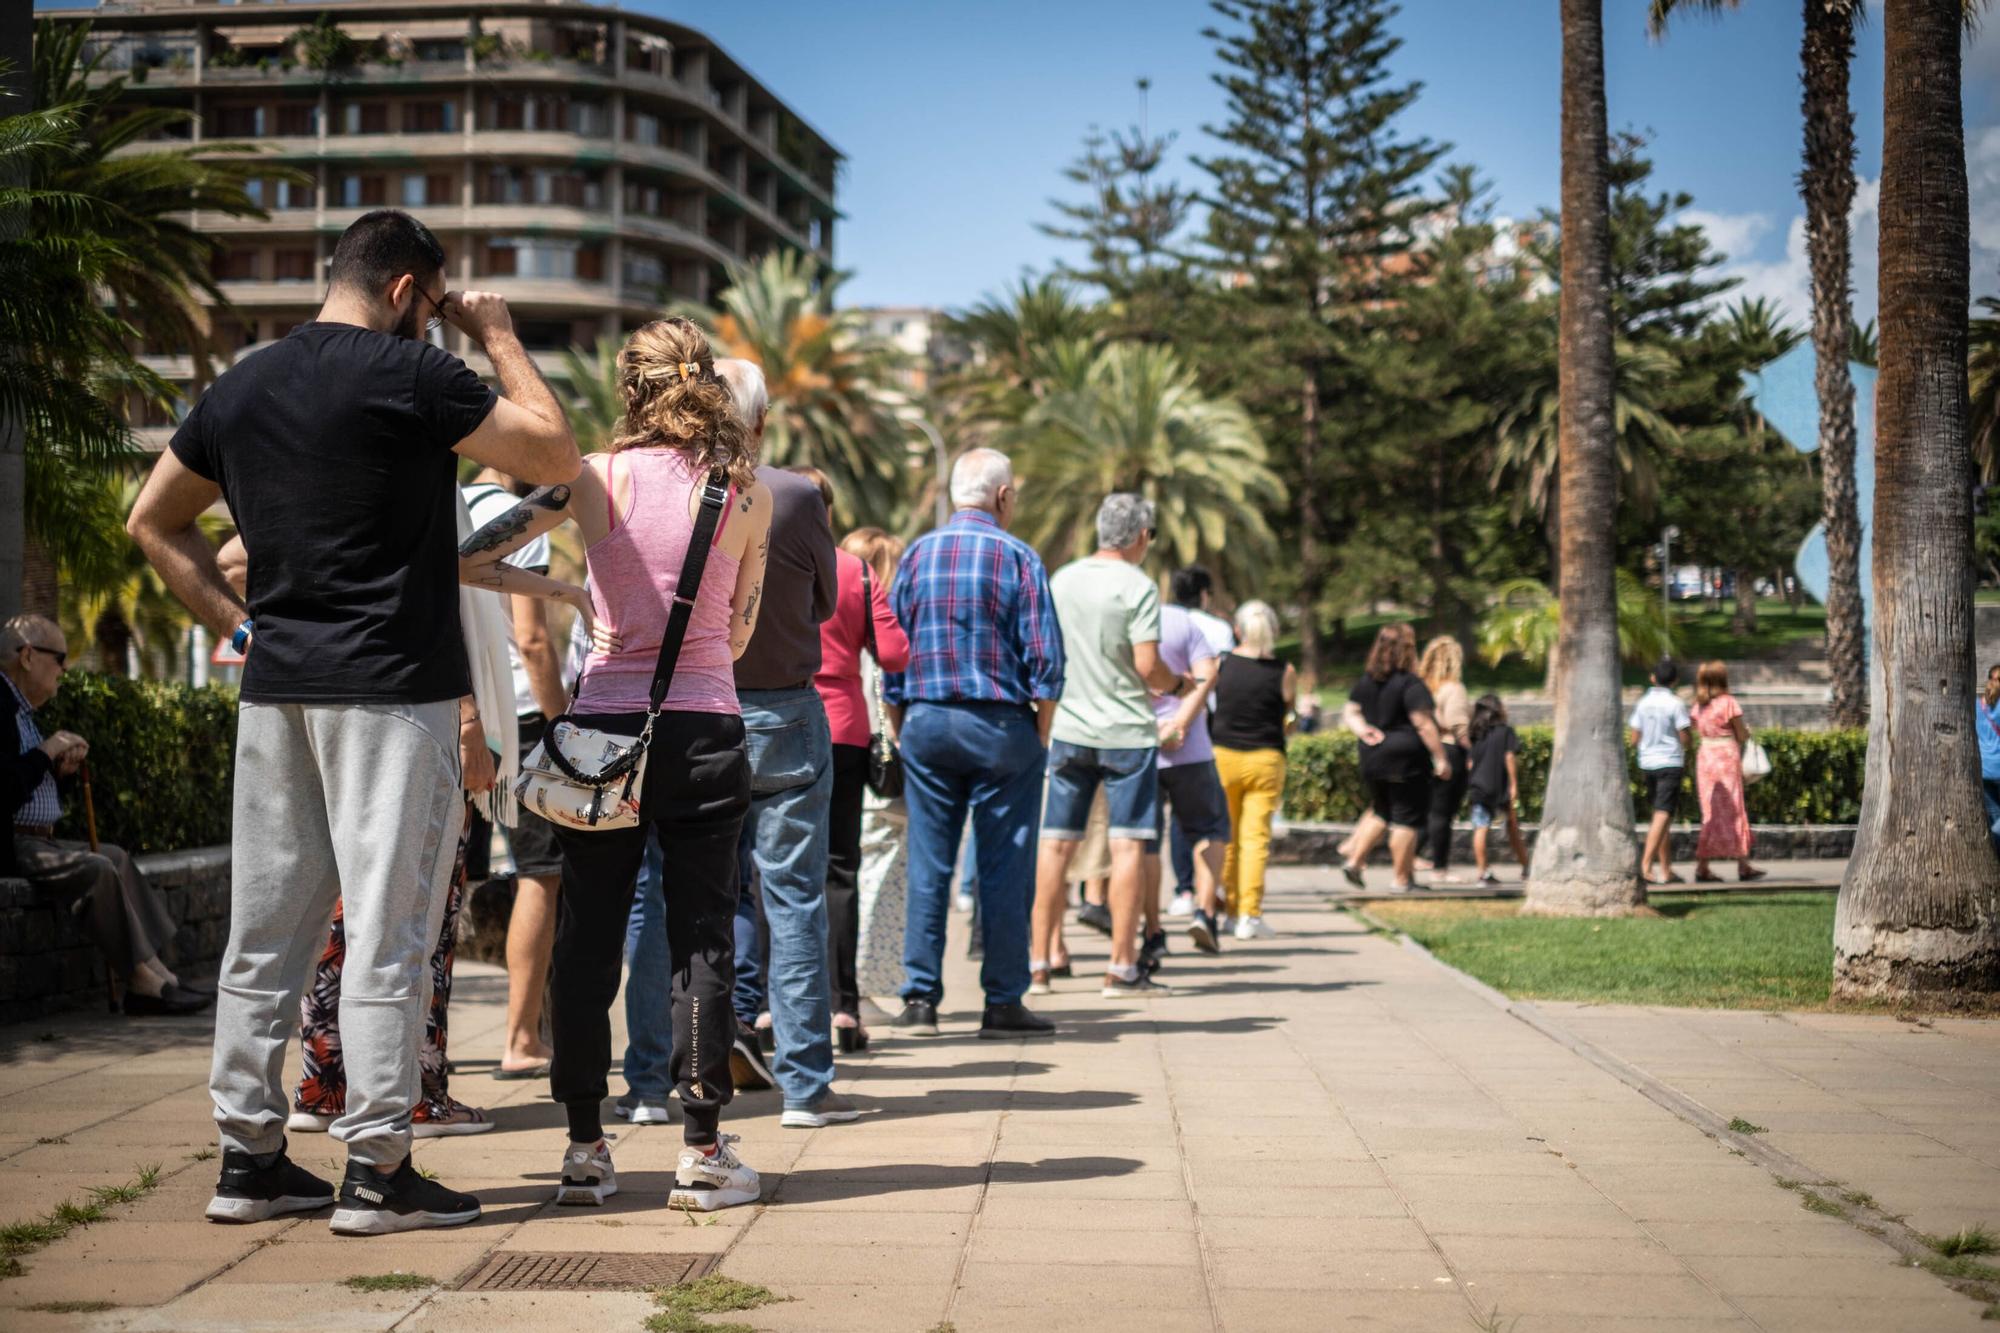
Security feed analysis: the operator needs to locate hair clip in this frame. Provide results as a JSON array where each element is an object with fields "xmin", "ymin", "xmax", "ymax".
[{"xmin": 678, "ymin": 361, "xmax": 700, "ymax": 381}]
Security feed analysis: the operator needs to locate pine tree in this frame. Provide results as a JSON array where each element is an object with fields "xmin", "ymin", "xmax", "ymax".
[
  {"xmin": 1039, "ymin": 123, "xmax": 1194, "ymax": 341},
  {"xmin": 1194, "ymin": 0, "xmax": 1444, "ymax": 684}
]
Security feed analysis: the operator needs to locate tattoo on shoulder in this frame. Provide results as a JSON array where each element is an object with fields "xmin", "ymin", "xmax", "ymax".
[
  {"xmin": 459, "ymin": 484, "xmax": 569, "ymax": 557},
  {"xmin": 738, "ymin": 493, "xmax": 754, "ymax": 514}
]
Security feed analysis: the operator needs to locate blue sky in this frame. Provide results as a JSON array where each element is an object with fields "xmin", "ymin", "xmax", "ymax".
[
  {"xmin": 657, "ymin": 0, "xmax": 2000, "ymax": 321},
  {"xmin": 42, "ymin": 0, "xmax": 2000, "ymax": 319}
]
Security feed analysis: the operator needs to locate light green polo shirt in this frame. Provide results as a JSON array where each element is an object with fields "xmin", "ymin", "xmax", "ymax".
[{"xmin": 1049, "ymin": 555, "xmax": 1162, "ymax": 750}]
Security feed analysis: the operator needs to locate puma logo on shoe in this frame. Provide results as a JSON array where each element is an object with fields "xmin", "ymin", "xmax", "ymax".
[{"xmin": 353, "ymin": 1187, "xmax": 384, "ymax": 1204}]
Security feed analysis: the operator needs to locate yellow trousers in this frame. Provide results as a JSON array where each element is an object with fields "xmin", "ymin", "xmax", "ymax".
[{"xmin": 1215, "ymin": 745, "xmax": 1285, "ymax": 919}]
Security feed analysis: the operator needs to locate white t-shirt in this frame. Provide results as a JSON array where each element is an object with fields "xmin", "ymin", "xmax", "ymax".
[
  {"xmin": 1627, "ymin": 686, "xmax": 1691, "ymax": 771},
  {"xmin": 463, "ymin": 482, "xmax": 553, "ymax": 717},
  {"xmin": 1189, "ymin": 607, "xmax": 1236, "ymax": 657}
]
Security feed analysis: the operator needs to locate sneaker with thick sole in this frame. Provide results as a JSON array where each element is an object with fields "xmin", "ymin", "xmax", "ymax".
[
  {"xmin": 729, "ymin": 1036, "xmax": 775, "ymax": 1091},
  {"xmin": 1027, "ymin": 971, "xmax": 1052, "ymax": 997},
  {"xmin": 890, "ymin": 998, "xmax": 939, "ymax": 1036},
  {"xmin": 669, "ymin": 1134, "xmax": 760, "ymax": 1211},
  {"xmin": 1075, "ymin": 902, "xmax": 1114, "ymax": 936},
  {"xmin": 781, "ymin": 1090, "xmax": 863, "ymax": 1129},
  {"xmin": 1187, "ymin": 910, "xmax": 1220, "ymax": 954},
  {"xmin": 554, "ymin": 1139, "xmax": 618, "ymax": 1206},
  {"xmin": 1138, "ymin": 928, "xmax": 1170, "ymax": 976},
  {"xmin": 1234, "ymin": 915, "xmax": 1277, "ymax": 940},
  {"xmin": 1102, "ymin": 973, "xmax": 1172, "ymax": 999},
  {"xmin": 205, "ymin": 1148, "xmax": 335, "ymax": 1223},
  {"xmin": 285, "ymin": 1110, "xmax": 334, "ymax": 1134},
  {"xmin": 628, "ymin": 1099, "xmax": 677, "ymax": 1126},
  {"xmin": 1167, "ymin": 891, "xmax": 1196, "ymax": 917},
  {"xmin": 328, "ymin": 1157, "xmax": 480, "ymax": 1235}
]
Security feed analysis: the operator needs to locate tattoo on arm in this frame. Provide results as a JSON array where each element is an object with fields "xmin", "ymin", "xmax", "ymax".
[
  {"xmin": 741, "ymin": 582, "xmax": 762, "ymax": 627},
  {"xmin": 458, "ymin": 484, "xmax": 571, "ymax": 557}
]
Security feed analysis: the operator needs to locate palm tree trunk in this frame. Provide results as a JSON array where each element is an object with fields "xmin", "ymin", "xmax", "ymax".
[
  {"xmin": 1835, "ymin": 0, "xmax": 2000, "ymax": 1003},
  {"xmin": 1803, "ymin": 0, "xmax": 1867, "ymax": 729},
  {"xmin": 1526, "ymin": 0, "xmax": 1643, "ymax": 918}
]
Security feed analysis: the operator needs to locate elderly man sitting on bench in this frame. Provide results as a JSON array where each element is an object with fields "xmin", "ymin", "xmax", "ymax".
[{"xmin": 2, "ymin": 614, "xmax": 209, "ymax": 1016}]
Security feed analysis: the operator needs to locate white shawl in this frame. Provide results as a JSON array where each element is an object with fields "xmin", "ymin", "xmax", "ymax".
[{"xmin": 456, "ymin": 492, "xmax": 520, "ymax": 827}]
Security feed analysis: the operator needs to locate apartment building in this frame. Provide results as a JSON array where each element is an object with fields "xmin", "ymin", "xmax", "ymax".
[{"xmin": 45, "ymin": 0, "xmax": 842, "ymax": 439}]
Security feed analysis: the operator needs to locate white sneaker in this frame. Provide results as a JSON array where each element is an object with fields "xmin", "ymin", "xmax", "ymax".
[
  {"xmin": 286, "ymin": 1110, "xmax": 334, "ymax": 1134},
  {"xmin": 954, "ymin": 891, "xmax": 976, "ymax": 914},
  {"xmin": 780, "ymin": 1091, "xmax": 863, "ymax": 1129},
  {"xmin": 1234, "ymin": 916, "xmax": 1276, "ymax": 940},
  {"xmin": 554, "ymin": 1139, "xmax": 617, "ymax": 1206},
  {"xmin": 670, "ymin": 1134, "xmax": 760, "ymax": 1211},
  {"xmin": 1166, "ymin": 891, "xmax": 1196, "ymax": 918},
  {"xmin": 628, "ymin": 1099, "xmax": 677, "ymax": 1125}
]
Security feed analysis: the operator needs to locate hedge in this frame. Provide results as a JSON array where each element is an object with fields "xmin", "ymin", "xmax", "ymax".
[
  {"xmin": 35, "ymin": 672, "xmax": 238, "ymax": 856},
  {"xmin": 1282, "ymin": 725, "xmax": 1869, "ymax": 826}
]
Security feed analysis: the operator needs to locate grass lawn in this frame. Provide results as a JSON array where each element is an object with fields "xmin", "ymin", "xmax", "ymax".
[{"xmin": 1361, "ymin": 891, "xmax": 1835, "ymax": 1009}]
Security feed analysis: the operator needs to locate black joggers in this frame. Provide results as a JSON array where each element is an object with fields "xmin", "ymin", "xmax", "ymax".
[
  {"xmin": 549, "ymin": 710, "xmax": 750, "ymax": 1146},
  {"xmin": 825, "ymin": 743, "xmax": 870, "ymax": 1018},
  {"xmin": 1423, "ymin": 743, "xmax": 1470, "ymax": 871}
]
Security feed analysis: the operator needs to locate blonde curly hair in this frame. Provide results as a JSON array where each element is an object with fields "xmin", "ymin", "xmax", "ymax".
[
  {"xmin": 609, "ymin": 318, "xmax": 758, "ymax": 489},
  {"xmin": 1419, "ymin": 635, "xmax": 1464, "ymax": 692}
]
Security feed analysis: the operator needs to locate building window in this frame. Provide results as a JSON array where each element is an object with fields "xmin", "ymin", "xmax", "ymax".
[
  {"xmin": 514, "ymin": 319, "xmax": 577, "ymax": 350},
  {"xmin": 272, "ymin": 249, "xmax": 316, "ymax": 283},
  {"xmin": 212, "ymin": 249, "xmax": 257, "ymax": 282},
  {"xmin": 481, "ymin": 238, "xmax": 601, "ymax": 282},
  {"xmin": 213, "ymin": 104, "xmax": 265, "ymax": 138},
  {"xmin": 275, "ymin": 104, "xmax": 317, "ymax": 137},
  {"xmin": 338, "ymin": 174, "xmax": 387, "ymax": 208},
  {"xmin": 623, "ymin": 252, "xmax": 664, "ymax": 289},
  {"xmin": 627, "ymin": 111, "xmax": 661, "ymax": 147},
  {"xmin": 414, "ymin": 39, "xmax": 463, "ymax": 62},
  {"xmin": 339, "ymin": 102, "xmax": 390, "ymax": 135},
  {"xmin": 403, "ymin": 100, "xmax": 458, "ymax": 134}
]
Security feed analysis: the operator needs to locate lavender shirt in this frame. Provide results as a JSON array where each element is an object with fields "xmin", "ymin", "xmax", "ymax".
[{"xmin": 1154, "ymin": 604, "xmax": 1222, "ymax": 769}]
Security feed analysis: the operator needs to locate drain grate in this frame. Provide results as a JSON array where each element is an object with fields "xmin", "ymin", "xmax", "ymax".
[{"xmin": 458, "ymin": 1251, "xmax": 719, "ymax": 1292}]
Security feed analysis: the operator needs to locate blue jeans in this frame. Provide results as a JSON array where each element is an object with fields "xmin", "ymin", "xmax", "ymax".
[
  {"xmin": 621, "ymin": 828, "xmax": 673, "ymax": 1101},
  {"xmin": 901, "ymin": 701, "xmax": 1045, "ymax": 1007},
  {"xmin": 737, "ymin": 687, "xmax": 834, "ymax": 1112}
]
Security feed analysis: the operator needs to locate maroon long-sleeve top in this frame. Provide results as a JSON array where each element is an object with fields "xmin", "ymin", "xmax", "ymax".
[{"xmin": 813, "ymin": 549, "xmax": 911, "ymax": 748}]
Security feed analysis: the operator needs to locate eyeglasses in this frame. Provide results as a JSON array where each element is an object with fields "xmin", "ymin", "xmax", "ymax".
[
  {"xmin": 27, "ymin": 645, "xmax": 66, "ymax": 668},
  {"xmin": 1145, "ymin": 527, "xmax": 1158, "ymax": 541},
  {"xmin": 414, "ymin": 284, "xmax": 449, "ymax": 333}
]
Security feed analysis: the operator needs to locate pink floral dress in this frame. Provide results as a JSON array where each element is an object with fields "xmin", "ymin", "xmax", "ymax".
[{"xmin": 1692, "ymin": 694, "xmax": 1752, "ymax": 859}]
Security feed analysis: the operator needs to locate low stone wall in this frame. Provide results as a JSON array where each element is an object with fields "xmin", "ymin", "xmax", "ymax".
[
  {"xmin": 0, "ymin": 845, "xmax": 231, "ymax": 1025},
  {"xmin": 1272, "ymin": 820, "xmax": 1855, "ymax": 866}
]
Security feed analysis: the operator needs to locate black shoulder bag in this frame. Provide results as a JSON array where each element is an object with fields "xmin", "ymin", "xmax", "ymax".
[{"xmin": 860, "ymin": 562, "xmax": 905, "ymax": 800}]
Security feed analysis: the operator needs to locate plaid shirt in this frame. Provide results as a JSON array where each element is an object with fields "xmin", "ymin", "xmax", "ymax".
[
  {"xmin": 6, "ymin": 673, "xmax": 59, "ymax": 828},
  {"xmin": 885, "ymin": 509, "xmax": 1064, "ymax": 708}
]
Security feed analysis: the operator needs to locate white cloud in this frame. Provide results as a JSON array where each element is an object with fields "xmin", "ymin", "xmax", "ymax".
[{"xmin": 1683, "ymin": 180, "xmax": 1881, "ymax": 333}]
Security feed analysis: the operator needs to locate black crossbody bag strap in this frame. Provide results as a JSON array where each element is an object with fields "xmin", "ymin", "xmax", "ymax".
[
  {"xmin": 649, "ymin": 469, "xmax": 732, "ymax": 714},
  {"xmin": 859, "ymin": 562, "xmax": 878, "ymax": 663},
  {"xmin": 542, "ymin": 468, "xmax": 730, "ymax": 790}
]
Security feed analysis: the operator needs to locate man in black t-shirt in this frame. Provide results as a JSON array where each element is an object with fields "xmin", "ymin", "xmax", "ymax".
[{"xmin": 129, "ymin": 210, "xmax": 581, "ymax": 1236}]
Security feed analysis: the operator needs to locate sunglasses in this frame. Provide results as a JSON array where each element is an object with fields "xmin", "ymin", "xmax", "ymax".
[
  {"xmin": 414, "ymin": 284, "xmax": 449, "ymax": 333},
  {"xmin": 1145, "ymin": 527, "xmax": 1158, "ymax": 541},
  {"xmin": 27, "ymin": 645, "xmax": 66, "ymax": 668}
]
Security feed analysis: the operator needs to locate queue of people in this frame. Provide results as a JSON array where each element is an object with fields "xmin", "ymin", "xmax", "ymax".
[{"xmin": 97, "ymin": 207, "xmax": 1305, "ymax": 1238}]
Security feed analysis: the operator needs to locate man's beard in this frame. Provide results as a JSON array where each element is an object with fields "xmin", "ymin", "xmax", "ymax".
[{"xmin": 394, "ymin": 299, "xmax": 424, "ymax": 342}]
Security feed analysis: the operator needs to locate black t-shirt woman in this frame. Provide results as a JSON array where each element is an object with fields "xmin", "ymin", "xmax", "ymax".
[{"xmin": 1339, "ymin": 625, "xmax": 1449, "ymax": 892}]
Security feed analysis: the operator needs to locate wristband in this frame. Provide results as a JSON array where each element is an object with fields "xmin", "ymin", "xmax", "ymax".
[{"xmin": 230, "ymin": 620, "xmax": 253, "ymax": 654}]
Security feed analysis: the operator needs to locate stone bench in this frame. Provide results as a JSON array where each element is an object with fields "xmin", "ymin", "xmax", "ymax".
[
  {"xmin": 1271, "ymin": 820, "xmax": 1855, "ymax": 866},
  {"xmin": 0, "ymin": 845, "xmax": 231, "ymax": 1025}
]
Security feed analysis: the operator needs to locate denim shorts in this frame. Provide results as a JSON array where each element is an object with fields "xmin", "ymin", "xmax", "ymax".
[
  {"xmin": 1469, "ymin": 802, "xmax": 1497, "ymax": 830},
  {"xmin": 1042, "ymin": 740, "xmax": 1160, "ymax": 843}
]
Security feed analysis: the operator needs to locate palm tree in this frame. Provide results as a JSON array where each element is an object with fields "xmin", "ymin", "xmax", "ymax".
[
  {"xmin": 1478, "ymin": 571, "xmax": 1675, "ymax": 688},
  {"xmin": 1490, "ymin": 336, "xmax": 1682, "ymax": 527},
  {"xmin": 1648, "ymin": 1, "xmax": 1987, "ymax": 729},
  {"xmin": 1001, "ymin": 342, "xmax": 1283, "ymax": 585},
  {"xmin": 683, "ymin": 249, "xmax": 910, "ymax": 532},
  {"xmin": 1834, "ymin": 0, "xmax": 2000, "ymax": 1003},
  {"xmin": 556, "ymin": 336, "xmax": 624, "ymax": 455},
  {"xmin": 942, "ymin": 276, "xmax": 1103, "ymax": 426},
  {"xmin": 1527, "ymin": 0, "xmax": 1644, "ymax": 918}
]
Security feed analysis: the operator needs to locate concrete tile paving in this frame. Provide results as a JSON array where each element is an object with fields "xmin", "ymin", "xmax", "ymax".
[{"xmin": 0, "ymin": 873, "xmax": 1993, "ymax": 1331}]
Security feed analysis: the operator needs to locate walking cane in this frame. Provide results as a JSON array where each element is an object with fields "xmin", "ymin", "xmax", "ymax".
[{"xmin": 80, "ymin": 762, "xmax": 117, "ymax": 1013}]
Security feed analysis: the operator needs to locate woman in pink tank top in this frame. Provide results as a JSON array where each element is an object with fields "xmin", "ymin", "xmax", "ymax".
[{"xmin": 460, "ymin": 317, "xmax": 772, "ymax": 1213}]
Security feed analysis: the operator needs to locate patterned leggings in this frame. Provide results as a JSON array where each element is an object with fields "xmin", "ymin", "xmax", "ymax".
[{"xmin": 293, "ymin": 801, "xmax": 473, "ymax": 1122}]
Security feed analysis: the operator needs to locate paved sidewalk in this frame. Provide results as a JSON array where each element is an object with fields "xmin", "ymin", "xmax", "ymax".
[{"xmin": 0, "ymin": 875, "xmax": 1994, "ymax": 1332}]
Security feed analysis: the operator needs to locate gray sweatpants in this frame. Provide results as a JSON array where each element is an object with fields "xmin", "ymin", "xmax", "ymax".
[{"xmin": 210, "ymin": 700, "xmax": 463, "ymax": 1167}]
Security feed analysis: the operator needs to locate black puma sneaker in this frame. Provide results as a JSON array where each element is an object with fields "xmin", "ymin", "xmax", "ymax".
[
  {"xmin": 205, "ymin": 1146, "xmax": 335, "ymax": 1223},
  {"xmin": 328, "ymin": 1156, "xmax": 480, "ymax": 1236}
]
